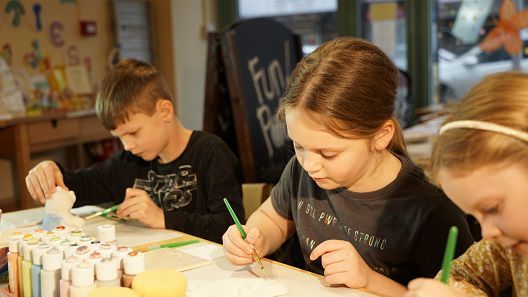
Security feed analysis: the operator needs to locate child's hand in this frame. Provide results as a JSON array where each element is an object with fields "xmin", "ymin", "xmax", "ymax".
[
  {"xmin": 405, "ymin": 278, "xmax": 466, "ymax": 297},
  {"xmin": 25, "ymin": 161, "xmax": 68, "ymax": 204},
  {"xmin": 222, "ymin": 225, "xmax": 263, "ymax": 265},
  {"xmin": 310, "ymin": 240, "xmax": 372, "ymax": 289},
  {"xmin": 117, "ymin": 188, "xmax": 165, "ymax": 229}
]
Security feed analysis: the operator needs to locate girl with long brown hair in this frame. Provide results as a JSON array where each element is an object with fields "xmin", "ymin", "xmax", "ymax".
[{"xmin": 223, "ymin": 37, "xmax": 473, "ymax": 296}]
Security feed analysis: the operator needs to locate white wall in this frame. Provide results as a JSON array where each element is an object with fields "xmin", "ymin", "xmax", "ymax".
[{"xmin": 171, "ymin": 0, "xmax": 217, "ymax": 130}]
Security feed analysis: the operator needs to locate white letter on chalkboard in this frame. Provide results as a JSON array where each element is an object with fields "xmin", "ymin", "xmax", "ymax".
[
  {"xmin": 257, "ymin": 104, "xmax": 274, "ymax": 157},
  {"xmin": 248, "ymin": 57, "xmax": 266, "ymax": 106}
]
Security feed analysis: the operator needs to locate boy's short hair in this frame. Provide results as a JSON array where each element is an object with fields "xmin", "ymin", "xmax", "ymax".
[{"xmin": 96, "ymin": 58, "xmax": 174, "ymax": 130}]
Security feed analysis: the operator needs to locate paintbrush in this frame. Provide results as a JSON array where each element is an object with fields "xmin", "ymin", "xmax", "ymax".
[
  {"xmin": 84, "ymin": 204, "xmax": 120, "ymax": 220},
  {"xmin": 440, "ymin": 226, "xmax": 459, "ymax": 283},
  {"xmin": 223, "ymin": 198, "xmax": 265, "ymax": 270},
  {"xmin": 136, "ymin": 239, "xmax": 200, "ymax": 252}
]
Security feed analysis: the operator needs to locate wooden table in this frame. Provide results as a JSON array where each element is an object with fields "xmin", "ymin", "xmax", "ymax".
[{"xmin": 0, "ymin": 110, "xmax": 112, "ymax": 210}]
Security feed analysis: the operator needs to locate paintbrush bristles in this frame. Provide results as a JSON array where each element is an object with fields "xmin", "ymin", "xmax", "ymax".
[{"xmin": 252, "ymin": 250, "xmax": 264, "ymax": 269}]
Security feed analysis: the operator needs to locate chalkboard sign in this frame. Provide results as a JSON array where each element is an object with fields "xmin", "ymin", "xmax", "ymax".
[
  {"xmin": 203, "ymin": 19, "xmax": 302, "ymax": 183},
  {"xmin": 203, "ymin": 33, "xmax": 239, "ymax": 157}
]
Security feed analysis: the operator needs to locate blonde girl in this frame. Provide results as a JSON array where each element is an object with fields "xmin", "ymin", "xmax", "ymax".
[{"xmin": 406, "ymin": 72, "xmax": 528, "ymax": 296}]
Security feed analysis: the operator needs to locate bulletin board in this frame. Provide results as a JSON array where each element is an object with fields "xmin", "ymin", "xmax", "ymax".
[{"xmin": 0, "ymin": 0, "xmax": 116, "ymax": 92}]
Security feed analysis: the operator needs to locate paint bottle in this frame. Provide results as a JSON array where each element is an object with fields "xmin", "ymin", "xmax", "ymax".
[
  {"xmin": 69, "ymin": 263, "xmax": 95, "ymax": 297},
  {"xmin": 41, "ymin": 232, "xmax": 56, "ymax": 244},
  {"xmin": 57, "ymin": 240, "xmax": 73, "ymax": 258},
  {"xmin": 31, "ymin": 243, "xmax": 50, "ymax": 297},
  {"xmin": 52, "ymin": 226, "xmax": 68, "ymax": 238},
  {"xmin": 7, "ymin": 231, "xmax": 23, "ymax": 296},
  {"xmin": 89, "ymin": 241, "xmax": 100, "ymax": 252},
  {"xmin": 122, "ymin": 251, "xmax": 144, "ymax": 288},
  {"xmin": 86, "ymin": 252, "xmax": 102, "ymax": 266},
  {"xmin": 19, "ymin": 234, "xmax": 34, "ymax": 297},
  {"xmin": 67, "ymin": 231, "xmax": 83, "ymax": 244},
  {"xmin": 74, "ymin": 246, "xmax": 90, "ymax": 262},
  {"xmin": 111, "ymin": 246, "xmax": 131, "ymax": 284},
  {"xmin": 63, "ymin": 244, "xmax": 79, "ymax": 259},
  {"xmin": 59, "ymin": 256, "xmax": 80, "ymax": 297},
  {"xmin": 32, "ymin": 229, "xmax": 47, "ymax": 242},
  {"xmin": 48, "ymin": 237, "xmax": 63, "ymax": 249},
  {"xmin": 40, "ymin": 248, "xmax": 62, "ymax": 297},
  {"xmin": 77, "ymin": 236, "xmax": 92, "ymax": 247},
  {"xmin": 95, "ymin": 257, "xmax": 119, "ymax": 287},
  {"xmin": 96, "ymin": 225, "xmax": 116, "ymax": 246},
  {"xmin": 22, "ymin": 239, "xmax": 39, "ymax": 297},
  {"xmin": 97, "ymin": 244, "xmax": 115, "ymax": 259}
]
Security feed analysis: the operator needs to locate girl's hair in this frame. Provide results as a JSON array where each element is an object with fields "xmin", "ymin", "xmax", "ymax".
[
  {"xmin": 431, "ymin": 72, "xmax": 528, "ymax": 180},
  {"xmin": 96, "ymin": 58, "xmax": 174, "ymax": 130},
  {"xmin": 277, "ymin": 37, "xmax": 407, "ymax": 157}
]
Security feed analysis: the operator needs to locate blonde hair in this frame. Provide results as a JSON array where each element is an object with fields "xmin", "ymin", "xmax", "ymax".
[
  {"xmin": 276, "ymin": 37, "xmax": 407, "ymax": 157},
  {"xmin": 431, "ymin": 72, "xmax": 528, "ymax": 180}
]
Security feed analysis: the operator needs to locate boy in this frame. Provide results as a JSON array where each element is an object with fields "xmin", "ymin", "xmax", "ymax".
[{"xmin": 25, "ymin": 59, "xmax": 244, "ymax": 243}]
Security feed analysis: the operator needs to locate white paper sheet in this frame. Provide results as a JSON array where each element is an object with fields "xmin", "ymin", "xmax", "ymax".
[
  {"xmin": 181, "ymin": 243, "xmax": 225, "ymax": 260},
  {"xmin": 187, "ymin": 278, "xmax": 288, "ymax": 297},
  {"xmin": 145, "ymin": 248, "xmax": 210, "ymax": 271}
]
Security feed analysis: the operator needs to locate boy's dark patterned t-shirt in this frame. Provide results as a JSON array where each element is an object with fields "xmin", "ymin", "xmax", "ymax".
[
  {"xmin": 61, "ymin": 131, "xmax": 243, "ymax": 243},
  {"xmin": 271, "ymin": 156, "xmax": 474, "ymax": 285}
]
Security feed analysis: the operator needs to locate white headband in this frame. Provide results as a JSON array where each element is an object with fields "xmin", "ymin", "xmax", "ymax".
[{"xmin": 439, "ymin": 120, "xmax": 528, "ymax": 142}]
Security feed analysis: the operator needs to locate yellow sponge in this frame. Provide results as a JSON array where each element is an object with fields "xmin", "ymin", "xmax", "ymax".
[
  {"xmin": 132, "ymin": 268, "xmax": 187, "ymax": 297},
  {"xmin": 88, "ymin": 287, "xmax": 140, "ymax": 297}
]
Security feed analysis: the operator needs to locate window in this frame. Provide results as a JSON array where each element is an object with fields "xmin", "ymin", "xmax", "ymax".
[
  {"xmin": 359, "ymin": 0, "xmax": 407, "ymax": 71},
  {"xmin": 436, "ymin": 0, "xmax": 528, "ymax": 102},
  {"xmin": 237, "ymin": 0, "xmax": 338, "ymax": 55}
]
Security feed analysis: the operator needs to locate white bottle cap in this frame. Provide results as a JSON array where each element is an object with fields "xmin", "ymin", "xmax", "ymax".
[
  {"xmin": 52, "ymin": 225, "xmax": 68, "ymax": 236},
  {"xmin": 48, "ymin": 236, "xmax": 63, "ymax": 247},
  {"xmin": 64, "ymin": 244, "xmax": 79, "ymax": 258},
  {"xmin": 32, "ymin": 228, "xmax": 47, "ymax": 240},
  {"xmin": 8, "ymin": 232, "xmax": 24, "ymax": 253},
  {"xmin": 68, "ymin": 230, "xmax": 84, "ymax": 243},
  {"xmin": 98, "ymin": 243, "xmax": 116, "ymax": 258},
  {"xmin": 86, "ymin": 251, "xmax": 102, "ymax": 265},
  {"xmin": 112, "ymin": 246, "xmax": 132, "ymax": 269},
  {"xmin": 90, "ymin": 240, "xmax": 101, "ymax": 251},
  {"xmin": 19, "ymin": 234, "xmax": 33, "ymax": 253},
  {"xmin": 78, "ymin": 236, "xmax": 93, "ymax": 246},
  {"xmin": 75, "ymin": 245, "xmax": 91, "ymax": 261},
  {"xmin": 42, "ymin": 248, "xmax": 62, "ymax": 270},
  {"xmin": 57, "ymin": 239, "xmax": 72, "ymax": 256},
  {"xmin": 61, "ymin": 256, "xmax": 81, "ymax": 280},
  {"xmin": 41, "ymin": 231, "xmax": 56, "ymax": 243},
  {"xmin": 97, "ymin": 224, "xmax": 116, "ymax": 243},
  {"xmin": 32, "ymin": 243, "xmax": 51, "ymax": 265},
  {"xmin": 71, "ymin": 262, "xmax": 95, "ymax": 287},
  {"xmin": 95, "ymin": 257, "xmax": 118, "ymax": 281},
  {"xmin": 23, "ymin": 239, "xmax": 38, "ymax": 260},
  {"xmin": 123, "ymin": 251, "xmax": 145, "ymax": 275},
  {"xmin": 61, "ymin": 239, "xmax": 73, "ymax": 247}
]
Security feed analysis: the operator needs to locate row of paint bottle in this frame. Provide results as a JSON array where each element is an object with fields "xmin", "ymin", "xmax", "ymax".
[{"xmin": 4, "ymin": 223, "xmax": 146, "ymax": 297}]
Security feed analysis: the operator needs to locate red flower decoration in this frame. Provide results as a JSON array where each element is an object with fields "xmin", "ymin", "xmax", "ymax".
[{"xmin": 481, "ymin": 0, "xmax": 528, "ymax": 55}]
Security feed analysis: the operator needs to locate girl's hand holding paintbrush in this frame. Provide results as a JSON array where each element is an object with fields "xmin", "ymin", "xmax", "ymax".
[
  {"xmin": 222, "ymin": 224, "xmax": 265, "ymax": 266},
  {"xmin": 222, "ymin": 198, "xmax": 265, "ymax": 269},
  {"xmin": 116, "ymin": 188, "xmax": 165, "ymax": 229}
]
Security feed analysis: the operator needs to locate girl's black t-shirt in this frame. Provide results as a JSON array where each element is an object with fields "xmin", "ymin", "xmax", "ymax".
[{"xmin": 271, "ymin": 155, "xmax": 474, "ymax": 285}]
